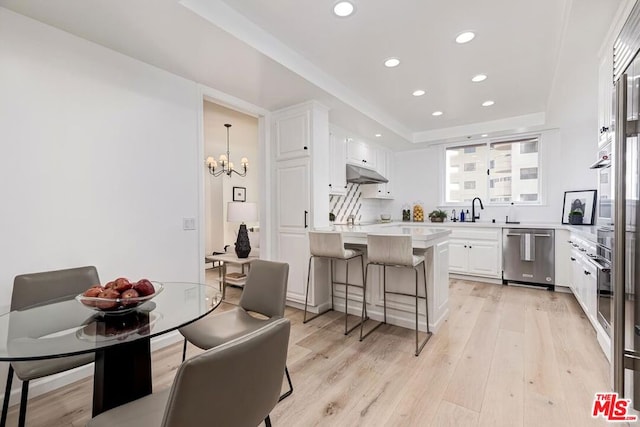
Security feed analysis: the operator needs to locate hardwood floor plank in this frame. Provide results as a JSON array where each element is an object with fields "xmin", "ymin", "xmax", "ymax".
[
  {"xmin": 478, "ymin": 329, "xmax": 524, "ymax": 427},
  {"xmin": 432, "ymin": 400, "xmax": 480, "ymax": 427}
]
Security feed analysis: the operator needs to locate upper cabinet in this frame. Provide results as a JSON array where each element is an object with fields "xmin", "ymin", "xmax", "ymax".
[
  {"xmin": 274, "ymin": 109, "xmax": 311, "ymax": 161},
  {"xmin": 361, "ymin": 149, "xmax": 394, "ymax": 199},
  {"xmin": 347, "ymin": 139, "xmax": 377, "ymax": 170},
  {"xmin": 598, "ymin": 50, "xmax": 614, "ymax": 147},
  {"xmin": 329, "ymin": 131, "xmax": 347, "ymax": 195}
]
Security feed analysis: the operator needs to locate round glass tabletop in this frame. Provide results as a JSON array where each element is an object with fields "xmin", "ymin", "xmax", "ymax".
[{"xmin": 0, "ymin": 282, "xmax": 222, "ymax": 361}]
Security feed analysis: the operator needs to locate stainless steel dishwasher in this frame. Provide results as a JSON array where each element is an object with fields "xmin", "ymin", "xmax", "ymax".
[{"xmin": 502, "ymin": 228, "xmax": 555, "ymax": 290}]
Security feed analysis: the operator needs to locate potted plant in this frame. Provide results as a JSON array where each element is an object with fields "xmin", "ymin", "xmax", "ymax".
[
  {"xmin": 428, "ymin": 209, "xmax": 448, "ymax": 223},
  {"xmin": 568, "ymin": 210, "xmax": 584, "ymax": 225}
]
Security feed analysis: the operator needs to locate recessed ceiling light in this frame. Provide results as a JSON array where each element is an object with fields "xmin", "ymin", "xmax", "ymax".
[
  {"xmin": 481, "ymin": 134, "xmax": 488, "ymax": 137},
  {"xmin": 482, "ymin": 100, "xmax": 495, "ymax": 107},
  {"xmin": 384, "ymin": 57, "xmax": 400, "ymax": 68},
  {"xmin": 455, "ymin": 32, "xmax": 475, "ymax": 44},
  {"xmin": 375, "ymin": 133, "xmax": 382, "ymax": 137},
  {"xmin": 333, "ymin": 1, "xmax": 355, "ymax": 17},
  {"xmin": 472, "ymin": 74, "xmax": 487, "ymax": 82},
  {"xmin": 432, "ymin": 111, "xmax": 443, "ymax": 116},
  {"xmin": 412, "ymin": 89, "xmax": 426, "ymax": 97}
]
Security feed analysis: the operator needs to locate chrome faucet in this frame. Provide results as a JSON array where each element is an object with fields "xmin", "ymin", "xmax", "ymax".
[
  {"xmin": 347, "ymin": 215, "xmax": 355, "ymax": 226},
  {"xmin": 471, "ymin": 197, "xmax": 484, "ymax": 222}
]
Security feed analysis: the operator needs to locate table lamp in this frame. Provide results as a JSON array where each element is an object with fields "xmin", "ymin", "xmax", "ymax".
[{"xmin": 227, "ymin": 202, "xmax": 258, "ymax": 258}]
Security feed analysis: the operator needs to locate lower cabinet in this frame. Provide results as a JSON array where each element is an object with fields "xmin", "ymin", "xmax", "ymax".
[{"xmin": 448, "ymin": 228, "xmax": 501, "ymax": 279}]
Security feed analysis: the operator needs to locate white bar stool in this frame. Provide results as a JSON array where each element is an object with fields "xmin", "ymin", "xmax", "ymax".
[
  {"xmin": 304, "ymin": 231, "xmax": 368, "ymax": 335},
  {"xmin": 360, "ymin": 234, "xmax": 432, "ymax": 356}
]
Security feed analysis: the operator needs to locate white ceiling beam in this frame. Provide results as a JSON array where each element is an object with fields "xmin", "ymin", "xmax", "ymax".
[
  {"xmin": 412, "ymin": 112, "xmax": 546, "ymax": 144},
  {"xmin": 180, "ymin": 0, "xmax": 414, "ymax": 142}
]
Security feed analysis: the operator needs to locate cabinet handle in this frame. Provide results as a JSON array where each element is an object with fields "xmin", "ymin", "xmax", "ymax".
[
  {"xmin": 363, "ymin": 159, "xmax": 367, "ymax": 163},
  {"xmin": 568, "ymin": 240, "xmax": 573, "ymax": 244},
  {"xmin": 344, "ymin": 185, "xmax": 348, "ymax": 188},
  {"xmin": 329, "ymin": 184, "xmax": 332, "ymax": 187},
  {"xmin": 378, "ymin": 190, "xmax": 381, "ymax": 193},
  {"xmin": 303, "ymin": 146, "xmax": 308, "ymax": 150},
  {"xmin": 534, "ymin": 234, "xmax": 551, "ymax": 238},
  {"xmin": 584, "ymin": 270, "xmax": 591, "ymax": 275},
  {"xmin": 387, "ymin": 191, "xmax": 390, "ymax": 194},
  {"xmin": 570, "ymin": 257, "xmax": 576, "ymax": 261},
  {"xmin": 464, "ymin": 245, "xmax": 467, "ymax": 248},
  {"xmin": 469, "ymin": 246, "xmax": 472, "ymax": 249},
  {"xmin": 304, "ymin": 210, "xmax": 308, "ymax": 228}
]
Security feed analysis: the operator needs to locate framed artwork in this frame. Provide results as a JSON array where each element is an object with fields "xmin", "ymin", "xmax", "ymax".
[
  {"xmin": 561, "ymin": 190, "xmax": 597, "ymax": 225},
  {"xmin": 233, "ymin": 186, "xmax": 246, "ymax": 202}
]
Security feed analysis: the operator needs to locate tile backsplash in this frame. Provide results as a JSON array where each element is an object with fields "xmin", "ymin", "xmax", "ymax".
[{"xmin": 330, "ymin": 183, "xmax": 388, "ymax": 224}]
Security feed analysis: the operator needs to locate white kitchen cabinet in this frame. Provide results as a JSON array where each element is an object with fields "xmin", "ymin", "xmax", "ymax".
[
  {"xmin": 447, "ymin": 228, "xmax": 501, "ymax": 279},
  {"xmin": 597, "ymin": 51, "xmax": 614, "ymax": 147},
  {"xmin": 274, "ymin": 108, "xmax": 311, "ymax": 161},
  {"xmin": 272, "ymin": 101, "xmax": 330, "ymax": 306},
  {"xmin": 361, "ymin": 148, "xmax": 394, "ymax": 199},
  {"xmin": 347, "ymin": 139, "xmax": 377, "ymax": 170},
  {"xmin": 329, "ymin": 131, "xmax": 347, "ymax": 195}
]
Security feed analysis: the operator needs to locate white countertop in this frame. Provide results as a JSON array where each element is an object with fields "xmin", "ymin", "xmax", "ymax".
[
  {"xmin": 324, "ymin": 221, "xmax": 598, "ymax": 240},
  {"xmin": 314, "ymin": 223, "xmax": 452, "ymax": 248}
]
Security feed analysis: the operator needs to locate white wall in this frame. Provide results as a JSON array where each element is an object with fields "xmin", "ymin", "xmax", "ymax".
[
  {"xmin": 0, "ymin": 7, "xmax": 202, "ymax": 395},
  {"xmin": 203, "ymin": 102, "xmax": 258, "ymax": 253}
]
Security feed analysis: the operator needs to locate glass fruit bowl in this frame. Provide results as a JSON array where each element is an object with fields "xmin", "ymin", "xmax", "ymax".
[{"xmin": 75, "ymin": 282, "xmax": 164, "ymax": 314}]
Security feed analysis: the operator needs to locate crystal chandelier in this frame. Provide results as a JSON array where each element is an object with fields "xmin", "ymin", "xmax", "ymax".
[{"xmin": 206, "ymin": 124, "xmax": 248, "ymax": 177}]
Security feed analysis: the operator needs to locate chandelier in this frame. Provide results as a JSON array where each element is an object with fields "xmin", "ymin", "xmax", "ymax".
[{"xmin": 206, "ymin": 124, "xmax": 248, "ymax": 177}]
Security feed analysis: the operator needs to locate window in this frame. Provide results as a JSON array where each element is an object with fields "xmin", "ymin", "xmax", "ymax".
[
  {"xmin": 520, "ymin": 167, "xmax": 538, "ymax": 180},
  {"xmin": 520, "ymin": 141, "xmax": 538, "ymax": 154},
  {"xmin": 520, "ymin": 193, "xmax": 538, "ymax": 201},
  {"xmin": 445, "ymin": 136, "xmax": 541, "ymax": 204},
  {"xmin": 445, "ymin": 144, "xmax": 488, "ymax": 203}
]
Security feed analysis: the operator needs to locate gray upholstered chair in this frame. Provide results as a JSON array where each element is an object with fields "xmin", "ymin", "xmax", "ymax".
[
  {"xmin": 179, "ymin": 259, "xmax": 293, "ymax": 400},
  {"xmin": 360, "ymin": 234, "xmax": 432, "ymax": 356},
  {"xmin": 1, "ymin": 266, "xmax": 100, "ymax": 427},
  {"xmin": 87, "ymin": 318, "xmax": 291, "ymax": 427}
]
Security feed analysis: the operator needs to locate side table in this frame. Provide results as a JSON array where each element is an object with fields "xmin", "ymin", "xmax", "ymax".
[{"xmin": 205, "ymin": 253, "xmax": 259, "ymax": 299}]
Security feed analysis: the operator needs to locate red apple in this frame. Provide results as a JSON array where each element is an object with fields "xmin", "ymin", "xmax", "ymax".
[
  {"xmin": 104, "ymin": 281, "xmax": 116, "ymax": 290},
  {"xmin": 113, "ymin": 278, "xmax": 132, "ymax": 293},
  {"xmin": 120, "ymin": 288, "xmax": 140, "ymax": 306},
  {"xmin": 134, "ymin": 279, "xmax": 155, "ymax": 297},
  {"xmin": 81, "ymin": 286, "xmax": 103, "ymax": 306},
  {"xmin": 96, "ymin": 289, "xmax": 120, "ymax": 310}
]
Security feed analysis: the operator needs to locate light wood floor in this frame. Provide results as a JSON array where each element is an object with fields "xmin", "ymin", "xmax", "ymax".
[{"xmin": 4, "ymin": 276, "xmax": 611, "ymax": 426}]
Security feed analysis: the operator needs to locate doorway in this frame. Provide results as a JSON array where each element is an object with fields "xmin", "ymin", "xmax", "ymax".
[{"xmin": 202, "ymin": 100, "xmax": 260, "ymax": 285}]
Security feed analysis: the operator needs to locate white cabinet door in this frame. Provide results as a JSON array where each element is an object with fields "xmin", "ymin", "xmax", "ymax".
[
  {"xmin": 347, "ymin": 140, "xmax": 376, "ymax": 169},
  {"xmin": 361, "ymin": 149, "xmax": 394, "ymax": 199},
  {"xmin": 274, "ymin": 109, "xmax": 310, "ymax": 161},
  {"xmin": 583, "ymin": 258, "xmax": 598, "ymax": 321},
  {"xmin": 467, "ymin": 240, "xmax": 500, "ymax": 277},
  {"xmin": 329, "ymin": 132, "xmax": 347, "ymax": 195},
  {"xmin": 598, "ymin": 51, "xmax": 613, "ymax": 147},
  {"xmin": 384, "ymin": 151, "xmax": 394, "ymax": 199},
  {"xmin": 276, "ymin": 158, "xmax": 311, "ymax": 301},
  {"xmin": 448, "ymin": 239, "xmax": 468, "ymax": 273}
]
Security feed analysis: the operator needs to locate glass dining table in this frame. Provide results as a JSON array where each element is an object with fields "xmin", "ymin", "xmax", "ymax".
[{"xmin": 0, "ymin": 282, "xmax": 222, "ymax": 417}]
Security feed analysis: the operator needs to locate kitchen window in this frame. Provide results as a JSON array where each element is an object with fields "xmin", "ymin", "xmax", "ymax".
[{"xmin": 444, "ymin": 136, "xmax": 541, "ymax": 205}]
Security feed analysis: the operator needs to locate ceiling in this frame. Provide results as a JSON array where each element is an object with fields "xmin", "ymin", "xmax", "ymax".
[{"xmin": 0, "ymin": 0, "xmax": 624, "ymax": 149}]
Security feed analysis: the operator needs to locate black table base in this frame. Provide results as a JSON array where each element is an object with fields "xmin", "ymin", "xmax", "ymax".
[{"xmin": 91, "ymin": 314, "xmax": 153, "ymax": 417}]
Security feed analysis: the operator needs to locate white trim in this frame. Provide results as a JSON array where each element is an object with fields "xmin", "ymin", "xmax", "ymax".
[
  {"xmin": 179, "ymin": 0, "xmax": 413, "ymax": 142},
  {"xmin": 196, "ymin": 84, "xmax": 271, "ymax": 266},
  {"xmin": 412, "ymin": 112, "xmax": 546, "ymax": 144}
]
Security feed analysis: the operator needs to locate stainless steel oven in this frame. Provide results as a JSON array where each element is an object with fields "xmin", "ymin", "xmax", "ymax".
[
  {"xmin": 596, "ymin": 227, "xmax": 613, "ymax": 336},
  {"xmin": 591, "ymin": 143, "xmax": 613, "ymax": 226}
]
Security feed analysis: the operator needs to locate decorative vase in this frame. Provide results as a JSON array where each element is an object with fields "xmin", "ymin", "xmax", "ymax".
[
  {"xmin": 569, "ymin": 215, "xmax": 584, "ymax": 225},
  {"xmin": 235, "ymin": 223, "xmax": 252, "ymax": 258}
]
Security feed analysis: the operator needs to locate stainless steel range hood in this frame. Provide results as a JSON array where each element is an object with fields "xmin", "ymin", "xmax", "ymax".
[{"xmin": 346, "ymin": 164, "xmax": 388, "ymax": 184}]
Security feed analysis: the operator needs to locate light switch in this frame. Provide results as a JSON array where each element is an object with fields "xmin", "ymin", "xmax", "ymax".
[{"xmin": 183, "ymin": 217, "xmax": 196, "ymax": 230}]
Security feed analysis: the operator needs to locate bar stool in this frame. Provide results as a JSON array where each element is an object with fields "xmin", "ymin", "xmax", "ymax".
[
  {"xmin": 304, "ymin": 231, "xmax": 368, "ymax": 335},
  {"xmin": 360, "ymin": 234, "xmax": 432, "ymax": 356}
]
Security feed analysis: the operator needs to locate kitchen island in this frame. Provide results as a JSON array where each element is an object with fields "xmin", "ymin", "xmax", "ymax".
[{"xmin": 309, "ymin": 223, "xmax": 451, "ymax": 332}]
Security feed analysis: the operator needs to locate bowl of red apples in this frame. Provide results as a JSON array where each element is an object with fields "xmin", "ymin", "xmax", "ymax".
[{"xmin": 75, "ymin": 278, "xmax": 163, "ymax": 314}]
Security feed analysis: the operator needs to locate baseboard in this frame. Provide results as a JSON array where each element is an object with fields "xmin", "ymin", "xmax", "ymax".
[
  {"xmin": 2, "ymin": 331, "xmax": 183, "ymax": 408},
  {"xmin": 449, "ymin": 273, "xmax": 503, "ymax": 285}
]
